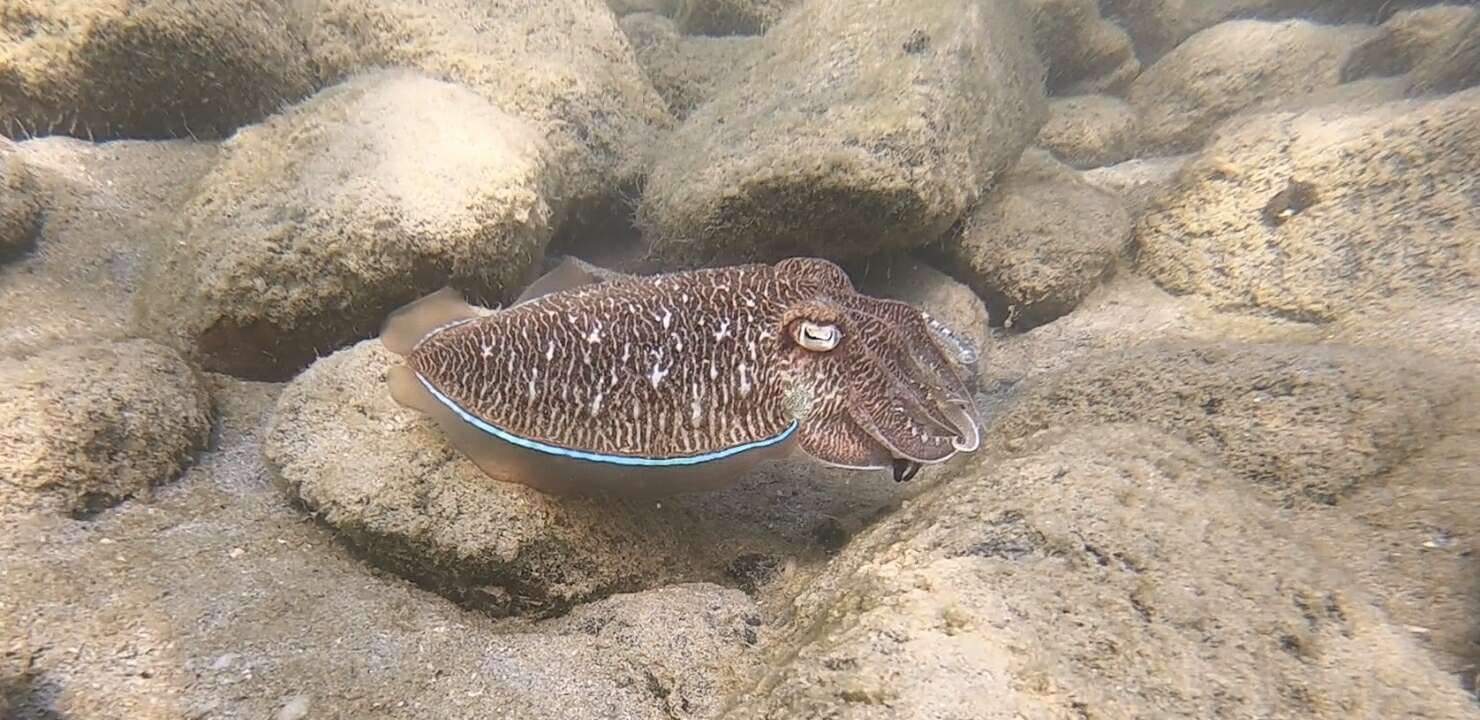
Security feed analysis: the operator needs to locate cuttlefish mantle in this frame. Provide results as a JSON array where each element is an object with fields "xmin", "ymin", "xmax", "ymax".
[{"xmin": 380, "ymin": 256, "xmax": 981, "ymax": 496}]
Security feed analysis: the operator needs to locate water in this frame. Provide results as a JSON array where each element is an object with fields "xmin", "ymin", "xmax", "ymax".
[{"xmin": 1, "ymin": 0, "xmax": 1477, "ymax": 718}]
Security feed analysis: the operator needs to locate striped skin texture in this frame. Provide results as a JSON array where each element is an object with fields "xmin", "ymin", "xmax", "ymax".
[{"xmin": 404, "ymin": 257, "xmax": 980, "ymax": 470}]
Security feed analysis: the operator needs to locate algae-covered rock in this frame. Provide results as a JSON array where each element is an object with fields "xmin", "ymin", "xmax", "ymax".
[
  {"xmin": 1102, "ymin": 0, "xmax": 1420, "ymax": 65},
  {"xmin": 133, "ymin": 69, "xmax": 555, "ymax": 381},
  {"xmin": 0, "ymin": 138, "xmax": 42, "ymax": 262},
  {"xmin": 1036, "ymin": 95, "xmax": 1141, "ymax": 169},
  {"xmin": 727, "ymin": 426, "xmax": 1480, "ymax": 719},
  {"xmin": 1343, "ymin": 4, "xmax": 1478, "ymax": 83},
  {"xmin": 1078, "ymin": 153, "xmax": 1189, "ymax": 220},
  {"xmin": 639, "ymin": 0, "xmax": 1046, "ymax": 266},
  {"xmin": 300, "ymin": 0, "xmax": 671, "ymax": 227},
  {"xmin": 0, "ymin": 0, "xmax": 316, "ymax": 141},
  {"xmin": 1135, "ymin": 88, "xmax": 1480, "ymax": 323},
  {"xmin": 988, "ymin": 341, "xmax": 1461, "ymax": 508},
  {"xmin": 674, "ymin": 0, "xmax": 798, "ymax": 35},
  {"xmin": 0, "ymin": 339, "xmax": 211, "ymax": 517},
  {"xmin": 264, "ymin": 339, "xmax": 693, "ymax": 614},
  {"xmin": 1406, "ymin": 8, "xmax": 1480, "ymax": 96},
  {"xmin": 939, "ymin": 150, "xmax": 1132, "ymax": 330},
  {"xmin": 621, "ymin": 12, "xmax": 759, "ymax": 120},
  {"xmin": 1129, "ymin": 19, "xmax": 1377, "ymax": 154},
  {"xmin": 1023, "ymin": 0, "xmax": 1141, "ymax": 96}
]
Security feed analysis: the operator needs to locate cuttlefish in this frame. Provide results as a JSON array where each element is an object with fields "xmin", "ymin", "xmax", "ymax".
[{"xmin": 381, "ymin": 257, "xmax": 981, "ymax": 496}]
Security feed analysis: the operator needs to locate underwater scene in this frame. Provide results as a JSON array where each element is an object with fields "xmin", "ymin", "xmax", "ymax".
[{"xmin": 1, "ymin": 0, "xmax": 1478, "ymax": 717}]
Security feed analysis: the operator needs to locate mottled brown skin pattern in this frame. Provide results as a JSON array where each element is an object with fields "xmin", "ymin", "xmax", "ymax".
[{"xmin": 405, "ymin": 257, "xmax": 979, "ymax": 473}]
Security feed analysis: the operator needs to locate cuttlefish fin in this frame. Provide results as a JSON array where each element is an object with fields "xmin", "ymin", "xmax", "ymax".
[
  {"xmin": 380, "ymin": 287, "xmax": 480, "ymax": 356},
  {"xmin": 513, "ymin": 256, "xmax": 606, "ymax": 306}
]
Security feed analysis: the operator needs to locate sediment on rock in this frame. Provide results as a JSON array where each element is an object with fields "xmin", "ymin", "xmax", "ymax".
[
  {"xmin": 132, "ymin": 69, "xmax": 556, "ymax": 381},
  {"xmin": 638, "ymin": 0, "xmax": 1046, "ymax": 266},
  {"xmin": 0, "ymin": 0, "xmax": 316, "ymax": 141},
  {"xmin": 0, "ymin": 339, "xmax": 212, "ymax": 518},
  {"xmin": 1135, "ymin": 87, "xmax": 1480, "ymax": 322}
]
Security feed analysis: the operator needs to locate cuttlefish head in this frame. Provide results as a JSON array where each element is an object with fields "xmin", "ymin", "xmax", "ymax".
[{"xmin": 771, "ymin": 258, "xmax": 982, "ymax": 482}]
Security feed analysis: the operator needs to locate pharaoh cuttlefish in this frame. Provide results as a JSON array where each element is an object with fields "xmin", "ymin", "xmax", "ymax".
[{"xmin": 381, "ymin": 257, "xmax": 981, "ymax": 495}]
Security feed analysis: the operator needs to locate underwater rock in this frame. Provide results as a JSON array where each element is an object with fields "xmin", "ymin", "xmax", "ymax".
[
  {"xmin": 1135, "ymin": 88, "xmax": 1480, "ymax": 323},
  {"xmin": 1102, "ymin": 0, "xmax": 1419, "ymax": 65},
  {"xmin": 1406, "ymin": 8, "xmax": 1480, "ymax": 96},
  {"xmin": 674, "ymin": 0, "xmax": 798, "ymax": 36},
  {"xmin": 133, "ymin": 69, "xmax": 555, "ymax": 381},
  {"xmin": 0, "ymin": 339, "xmax": 211, "ymax": 517},
  {"xmin": 620, "ymin": 13, "xmax": 760, "ymax": 120},
  {"xmin": 541, "ymin": 583, "xmax": 762, "ymax": 719},
  {"xmin": 988, "ymin": 341, "xmax": 1462, "ymax": 508},
  {"xmin": 0, "ymin": 138, "xmax": 42, "ymax": 262},
  {"xmin": 264, "ymin": 339, "xmax": 696, "ymax": 614},
  {"xmin": 1023, "ymin": 0, "xmax": 1141, "ymax": 96},
  {"xmin": 638, "ymin": 0, "xmax": 1046, "ymax": 266},
  {"xmin": 1129, "ymin": 19, "xmax": 1377, "ymax": 154},
  {"xmin": 1036, "ymin": 95, "xmax": 1142, "ymax": 169},
  {"xmin": 299, "ymin": 0, "xmax": 670, "ymax": 232},
  {"xmin": 1078, "ymin": 153, "xmax": 1189, "ymax": 221},
  {"xmin": 939, "ymin": 150, "xmax": 1131, "ymax": 331},
  {"xmin": 1343, "ymin": 4, "xmax": 1478, "ymax": 84},
  {"xmin": 1324, "ymin": 299, "xmax": 1480, "ymax": 372},
  {"xmin": 0, "ymin": 0, "xmax": 316, "ymax": 141},
  {"xmin": 726, "ymin": 425, "xmax": 1480, "ymax": 719}
]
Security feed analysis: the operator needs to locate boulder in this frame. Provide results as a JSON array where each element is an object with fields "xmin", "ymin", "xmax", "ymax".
[
  {"xmin": 264, "ymin": 338, "xmax": 924, "ymax": 615},
  {"xmin": 1078, "ymin": 153, "xmax": 1189, "ymax": 220},
  {"xmin": 725, "ymin": 426, "xmax": 1480, "ymax": 719},
  {"xmin": 1135, "ymin": 88, "xmax": 1480, "ymax": 323},
  {"xmin": 1035, "ymin": 95, "xmax": 1141, "ymax": 169},
  {"xmin": 638, "ymin": 0, "xmax": 1047, "ymax": 267},
  {"xmin": 299, "ymin": 0, "xmax": 671, "ymax": 230},
  {"xmin": 0, "ymin": 339, "xmax": 211, "ymax": 517},
  {"xmin": 0, "ymin": 0, "xmax": 316, "ymax": 141},
  {"xmin": 132, "ymin": 70, "xmax": 556, "ymax": 381},
  {"xmin": 1129, "ymin": 19, "xmax": 1377, "ymax": 154},
  {"xmin": 674, "ymin": 0, "xmax": 799, "ymax": 35},
  {"xmin": 938, "ymin": 150, "xmax": 1132, "ymax": 330},
  {"xmin": 1343, "ymin": 4, "xmax": 1479, "ymax": 83},
  {"xmin": 620, "ymin": 13, "xmax": 760, "ymax": 120},
  {"xmin": 1023, "ymin": 0, "xmax": 1140, "ymax": 96},
  {"xmin": 1406, "ymin": 8, "xmax": 1480, "ymax": 96},
  {"xmin": 0, "ymin": 138, "xmax": 42, "ymax": 262},
  {"xmin": 1101, "ymin": 0, "xmax": 1425, "ymax": 65},
  {"xmin": 987, "ymin": 341, "xmax": 1461, "ymax": 508},
  {"xmin": 0, "ymin": 137, "xmax": 219, "ymax": 359}
]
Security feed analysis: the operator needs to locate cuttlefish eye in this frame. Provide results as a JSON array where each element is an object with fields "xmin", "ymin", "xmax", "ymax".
[{"xmin": 795, "ymin": 321, "xmax": 840, "ymax": 352}]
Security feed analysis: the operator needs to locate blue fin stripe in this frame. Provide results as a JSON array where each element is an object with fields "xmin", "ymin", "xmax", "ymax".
[{"xmin": 415, "ymin": 373, "xmax": 799, "ymax": 467}]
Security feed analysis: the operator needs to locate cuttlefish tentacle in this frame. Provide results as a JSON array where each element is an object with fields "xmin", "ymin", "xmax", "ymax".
[
  {"xmin": 836, "ymin": 295, "xmax": 980, "ymax": 450},
  {"xmin": 839, "ymin": 308, "xmax": 970, "ymax": 441}
]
